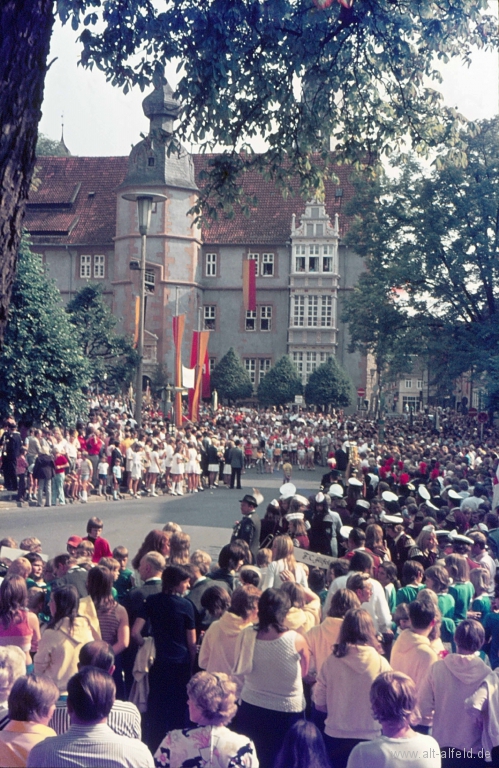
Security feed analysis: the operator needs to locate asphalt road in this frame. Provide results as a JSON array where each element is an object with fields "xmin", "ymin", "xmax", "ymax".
[{"xmin": 0, "ymin": 466, "xmax": 324, "ymax": 560}]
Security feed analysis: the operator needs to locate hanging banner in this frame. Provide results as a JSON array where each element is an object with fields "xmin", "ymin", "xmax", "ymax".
[
  {"xmin": 242, "ymin": 258, "xmax": 256, "ymax": 312},
  {"xmin": 189, "ymin": 330, "xmax": 210, "ymax": 422},
  {"xmin": 182, "ymin": 365, "xmax": 195, "ymax": 389},
  {"xmin": 202, "ymin": 350, "xmax": 211, "ymax": 400},
  {"xmin": 172, "ymin": 314, "xmax": 185, "ymax": 428}
]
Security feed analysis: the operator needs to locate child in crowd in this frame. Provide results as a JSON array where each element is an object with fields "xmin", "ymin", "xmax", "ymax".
[
  {"xmin": 256, "ymin": 548, "xmax": 272, "ymax": 588},
  {"xmin": 15, "ymin": 447, "xmax": 28, "ymax": 503},
  {"xmin": 446, "ymin": 554, "xmax": 475, "ymax": 623},
  {"xmin": 393, "ymin": 603, "xmax": 411, "ymax": 637},
  {"xmin": 470, "ymin": 567, "xmax": 492, "ymax": 625},
  {"xmin": 112, "ymin": 546, "xmax": 134, "ymax": 603},
  {"xmin": 396, "ymin": 560, "xmax": 425, "ymax": 605},
  {"xmin": 112, "ymin": 457, "xmax": 123, "ymax": 501},
  {"xmin": 97, "ymin": 456, "xmax": 109, "ymax": 497},
  {"xmin": 377, "ymin": 561, "xmax": 400, "ymax": 615}
]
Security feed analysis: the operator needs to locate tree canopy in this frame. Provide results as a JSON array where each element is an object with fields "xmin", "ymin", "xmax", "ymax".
[
  {"xmin": 0, "ymin": 0, "xmax": 497, "ymax": 344},
  {"xmin": 35, "ymin": 133, "xmax": 69, "ymax": 157},
  {"xmin": 211, "ymin": 348, "xmax": 253, "ymax": 403},
  {"xmin": 257, "ymin": 356, "xmax": 303, "ymax": 406},
  {"xmin": 0, "ymin": 237, "xmax": 89, "ymax": 425},
  {"xmin": 66, "ymin": 284, "xmax": 138, "ymax": 392},
  {"xmin": 344, "ymin": 117, "xmax": 499, "ymax": 404},
  {"xmin": 304, "ymin": 356, "xmax": 353, "ymax": 408}
]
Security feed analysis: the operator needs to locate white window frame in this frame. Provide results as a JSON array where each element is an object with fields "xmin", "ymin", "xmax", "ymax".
[
  {"xmin": 405, "ymin": 379, "xmax": 412, "ymax": 389},
  {"xmin": 321, "ymin": 295, "xmax": 332, "ymax": 327},
  {"xmin": 293, "ymin": 295, "xmax": 305, "ymax": 327},
  {"xmin": 205, "ymin": 253, "xmax": 217, "ymax": 277},
  {"xmin": 308, "ymin": 295, "xmax": 319, "ymax": 327},
  {"xmin": 209, "ymin": 357, "xmax": 216, "ymax": 373},
  {"xmin": 80, "ymin": 255, "xmax": 91, "ymax": 279},
  {"xmin": 417, "ymin": 379, "xmax": 423, "ymax": 389},
  {"xmin": 244, "ymin": 358, "xmax": 256, "ymax": 385},
  {"xmin": 292, "ymin": 352, "xmax": 304, "ymax": 378},
  {"xmin": 259, "ymin": 359, "xmax": 271, "ymax": 380},
  {"xmin": 145, "ymin": 268, "xmax": 155, "ymax": 292},
  {"xmin": 245, "ymin": 310, "xmax": 256, "ymax": 332},
  {"xmin": 247, "ymin": 253, "xmax": 259, "ymax": 276},
  {"xmin": 93, "ymin": 254, "xmax": 105, "ymax": 279},
  {"xmin": 203, "ymin": 306, "xmax": 216, "ymax": 330},
  {"xmin": 261, "ymin": 253, "xmax": 274, "ymax": 277},
  {"xmin": 260, "ymin": 306, "xmax": 272, "ymax": 332}
]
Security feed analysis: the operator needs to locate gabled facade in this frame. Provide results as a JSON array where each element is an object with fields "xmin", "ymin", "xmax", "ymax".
[{"xmin": 25, "ymin": 83, "xmax": 367, "ymax": 395}]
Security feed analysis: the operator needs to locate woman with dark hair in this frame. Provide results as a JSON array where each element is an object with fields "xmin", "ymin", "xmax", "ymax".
[
  {"xmin": 131, "ymin": 565, "xmax": 196, "ymax": 753},
  {"xmin": 313, "ymin": 608, "xmax": 391, "ymax": 768},
  {"xmin": 0, "ymin": 576, "xmax": 40, "ymax": 668},
  {"xmin": 347, "ymin": 672, "xmax": 440, "ymax": 768},
  {"xmin": 34, "ymin": 585, "xmax": 95, "ymax": 693},
  {"xmin": 259, "ymin": 501, "xmax": 284, "ymax": 547},
  {"xmin": 274, "ymin": 720, "xmax": 329, "ymax": 768},
  {"xmin": 86, "ymin": 565, "xmax": 129, "ymax": 699},
  {"xmin": 232, "ymin": 588, "xmax": 310, "ymax": 768},
  {"xmin": 154, "ymin": 672, "xmax": 258, "ymax": 768}
]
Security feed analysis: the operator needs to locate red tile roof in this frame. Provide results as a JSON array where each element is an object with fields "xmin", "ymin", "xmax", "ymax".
[{"xmin": 26, "ymin": 154, "xmax": 354, "ymax": 246}]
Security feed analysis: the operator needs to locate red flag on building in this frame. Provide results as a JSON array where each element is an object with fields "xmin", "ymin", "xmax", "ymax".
[
  {"xmin": 133, "ymin": 296, "xmax": 140, "ymax": 347},
  {"xmin": 172, "ymin": 315, "xmax": 185, "ymax": 428},
  {"xmin": 242, "ymin": 259, "xmax": 256, "ymax": 312},
  {"xmin": 202, "ymin": 350, "xmax": 211, "ymax": 400}
]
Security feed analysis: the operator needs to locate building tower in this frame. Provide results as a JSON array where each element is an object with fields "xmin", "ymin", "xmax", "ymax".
[{"xmin": 114, "ymin": 80, "xmax": 201, "ymax": 383}]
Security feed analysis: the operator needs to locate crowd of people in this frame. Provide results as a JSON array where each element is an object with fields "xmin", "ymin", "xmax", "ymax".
[{"xmin": 0, "ymin": 402, "xmax": 499, "ymax": 765}]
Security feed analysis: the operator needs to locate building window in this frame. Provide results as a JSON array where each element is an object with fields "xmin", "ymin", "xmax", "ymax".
[
  {"xmin": 205, "ymin": 253, "xmax": 217, "ymax": 277},
  {"xmin": 145, "ymin": 269, "xmax": 155, "ymax": 292},
  {"xmin": 311, "ymin": 207, "xmax": 320, "ymax": 218},
  {"xmin": 203, "ymin": 306, "xmax": 216, "ymax": 330},
  {"xmin": 248, "ymin": 253, "xmax": 259, "ymax": 275},
  {"xmin": 209, "ymin": 357, "xmax": 216, "ymax": 373},
  {"xmin": 261, "ymin": 253, "xmax": 274, "ymax": 276},
  {"xmin": 244, "ymin": 358, "xmax": 256, "ymax": 385},
  {"xmin": 321, "ymin": 296, "xmax": 332, "ymax": 327},
  {"xmin": 295, "ymin": 256, "xmax": 306, "ymax": 272},
  {"xmin": 80, "ymin": 255, "xmax": 91, "ymax": 278},
  {"xmin": 417, "ymin": 379, "xmax": 423, "ymax": 389},
  {"xmin": 245, "ymin": 310, "xmax": 256, "ymax": 332},
  {"xmin": 405, "ymin": 379, "xmax": 412, "ymax": 388},
  {"xmin": 306, "ymin": 224, "xmax": 314, "ymax": 236},
  {"xmin": 323, "ymin": 257, "xmax": 333, "ymax": 272},
  {"xmin": 292, "ymin": 296, "xmax": 305, "ymax": 327},
  {"xmin": 316, "ymin": 223, "xmax": 324, "ymax": 236},
  {"xmin": 308, "ymin": 295, "xmax": 318, "ymax": 327},
  {"xmin": 260, "ymin": 306, "xmax": 272, "ymax": 331},
  {"xmin": 93, "ymin": 254, "xmax": 105, "ymax": 278},
  {"xmin": 306, "ymin": 351, "xmax": 317, "ymax": 378},
  {"xmin": 259, "ymin": 359, "xmax": 271, "ymax": 379},
  {"xmin": 292, "ymin": 352, "xmax": 303, "ymax": 378}
]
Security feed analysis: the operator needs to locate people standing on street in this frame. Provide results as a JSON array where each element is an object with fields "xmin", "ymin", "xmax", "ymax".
[{"xmin": 229, "ymin": 440, "xmax": 244, "ymax": 490}]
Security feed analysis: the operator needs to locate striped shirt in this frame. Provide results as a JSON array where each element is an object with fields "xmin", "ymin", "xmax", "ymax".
[
  {"xmin": 27, "ymin": 722, "xmax": 154, "ymax": 767},
  {"xmin": 49, "ymin": 699, "xmax": 142, "ymax": 740}
]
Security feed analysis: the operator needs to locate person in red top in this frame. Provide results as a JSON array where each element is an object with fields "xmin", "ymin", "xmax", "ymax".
[
  {"xmin": 83, "ymin": 517, "xmax": 112, "ymax": 563},
  {"xmin": 85, "ymin": 428, "xmax": 104, "ymax": 488},
  {"xmin": 53, "ymin": 449, "xmax": 70, "ymax": 506}
]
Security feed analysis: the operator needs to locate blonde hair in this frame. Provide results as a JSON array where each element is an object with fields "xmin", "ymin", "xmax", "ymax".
[
  {"xmin": 162, "ymin": 522, "xmax": 182, "ymax": 534},
  {"xmin": 445, "ymin": 553, "xmax": 470, "ymax": 583},
  {"xmin": 186, "ymin": 672, "xmax": 238, "ymax": 726},
  {"xmin": 169, "ymin": 533, "xmax": 191, "ymax": 565},
  {"xmin": 271, "ymin": 536, "xmax": 297, "ymax": 575}
]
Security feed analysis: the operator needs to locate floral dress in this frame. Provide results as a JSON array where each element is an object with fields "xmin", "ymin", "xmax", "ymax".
[{"xmin": 154, "ymin": 724, "xmax": 258, "ymax": 768}]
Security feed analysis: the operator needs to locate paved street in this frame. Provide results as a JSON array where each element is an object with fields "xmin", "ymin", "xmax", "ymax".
[{"xmin": 0, "ymin": 467, "xmax": 323, "ymax": 559}]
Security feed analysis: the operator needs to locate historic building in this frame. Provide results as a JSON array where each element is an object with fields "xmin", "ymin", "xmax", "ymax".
[{"xmin": 25, "ymin": 82, "xmax": 366, "ymax": 395}]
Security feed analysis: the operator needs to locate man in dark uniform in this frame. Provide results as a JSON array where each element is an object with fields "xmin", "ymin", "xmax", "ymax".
[
  {"xmin": 232, "ymin": 493, "xmax": 261, "ymax": 563},
  {"xmin": 1, "ymin": 419, "xmax": 21, "ymax": 491}
]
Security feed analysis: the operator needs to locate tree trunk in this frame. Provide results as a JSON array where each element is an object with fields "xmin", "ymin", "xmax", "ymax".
[{"xmin": 0, "ymin": 0, "xmax": 54, "ymax": 345}]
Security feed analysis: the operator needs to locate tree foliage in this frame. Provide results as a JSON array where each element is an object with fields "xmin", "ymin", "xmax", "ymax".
[
  {"xmin": 66, "ymin": 284, "xmax": 138, "ymax": 392},
  {"xmin": 211, "ymin": 348, "xmax": 253, "ymax": 403},
  {"xmin": 35, "ymin": 133, "xmax": 69, "ymax": 157},
  {"xmin": 344, "ymin": 117, "xmax": 499, "ymax": 402},
  {"xmin": 0, "ymin": 1, "xmax": 497, "ymax": 345},
  {"xmin": 0, "ymin": 237, "xmax": 89, "ymax": 425},
  {"xmin": 257, "ymin": 355, "xmax": 303, "ymax": 406},
  {"xmin": 305, "ymin": 357, "xmax": 353, "ymax": 408}
]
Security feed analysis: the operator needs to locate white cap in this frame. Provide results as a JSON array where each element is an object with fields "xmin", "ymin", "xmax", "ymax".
[
  {"xmin": 418, "ymin": 486, "xmax": 430, "ymax": 501},
  {"xmin": 329, "ymin": 484, "xmax": 344, "ymax": 498},
  {"xmin": 348, "ymin": 478, "xmax": 363, "ymax": 488},
  {"xmin": 382, "ymin": 491, "xmax": 398, "ymax": 503},
  {"xmin": 279, "ymin": 482, "xmax": 296, "ymax": 500}
]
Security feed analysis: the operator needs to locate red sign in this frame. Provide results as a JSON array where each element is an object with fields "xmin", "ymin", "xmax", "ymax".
[
  {"xmin": 468, "ymin": 408, "xmax": 478, "ymax": 417},
  {"xmin": 478, "ymin": 411, "xmax": 488, "ymax": 423},
  {"xmin": 357, "ymin": 388, "xmax": 366, "ymax": 398}
]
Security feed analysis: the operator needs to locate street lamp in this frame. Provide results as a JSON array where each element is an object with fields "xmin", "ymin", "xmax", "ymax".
[{"xmin": 122, "ymin": 192, "xmax": 167, "ymax": 427}]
